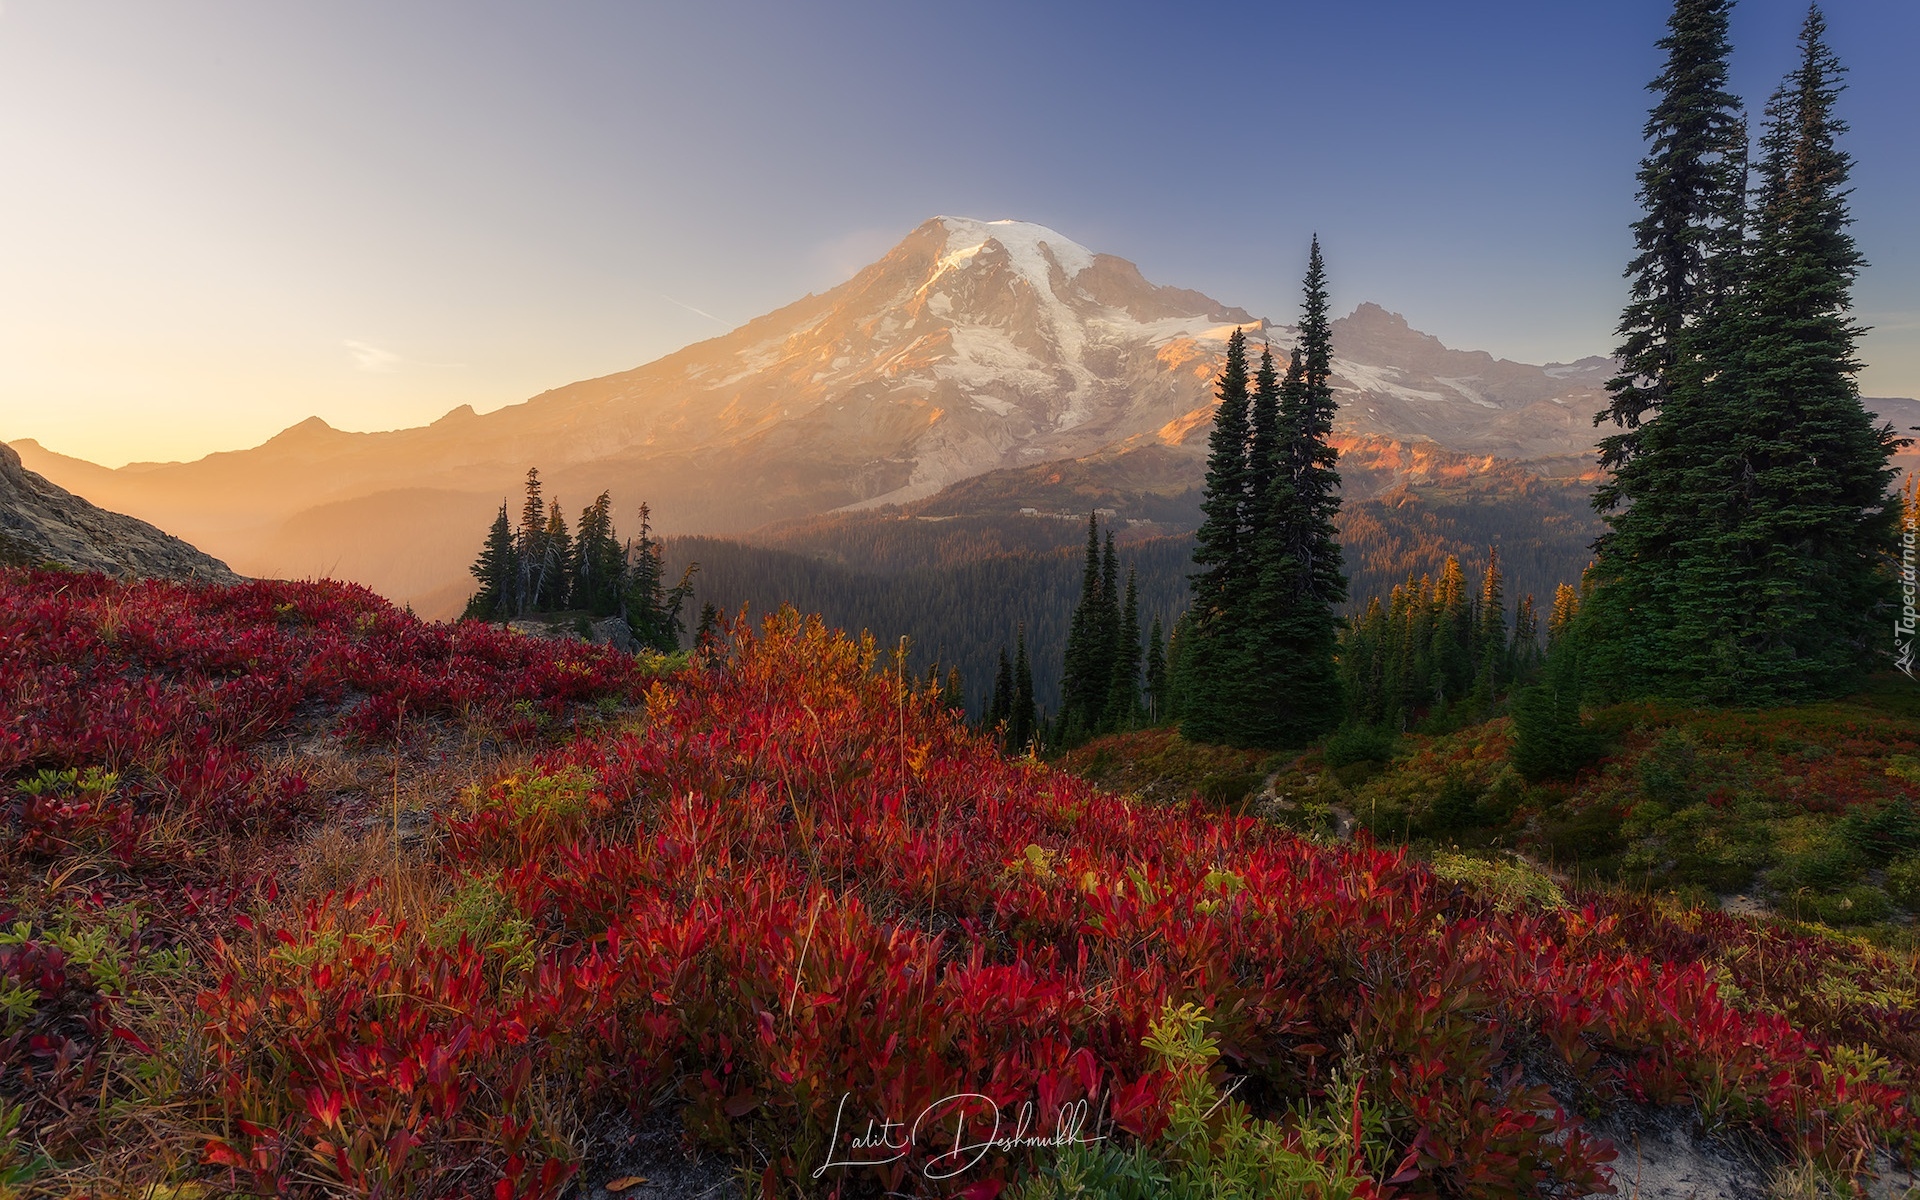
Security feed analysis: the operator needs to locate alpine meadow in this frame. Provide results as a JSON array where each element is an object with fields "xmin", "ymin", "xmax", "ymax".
[{"xmin": 4, "ymin": 2, "xmax": 1920, "ymax": 1198}]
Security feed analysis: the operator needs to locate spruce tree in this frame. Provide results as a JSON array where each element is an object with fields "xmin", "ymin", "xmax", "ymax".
[
  {"xmin": 1341, "ymin": 595, "xmax": 1391, "ymax": 727},
  {"xmin": 1548, "ymin": 583, "xmax": 1582, "ymax": 649},
  {"xmin": 1597, "ymin": 0, "xmax": 1748, "ymax": 446},
  {"xmin": 1388, "ymin": 575, "xmax": 1424, "ymax": 721},
  {"xmin": 1143, "ymin": 616, "xmax": 1168, "ymax": 724},
  {"xmin": 571, "ymin": 493, "xmax": 624, "ymax": 617},
  {"xmin": 1512, "ymin": 593, "xmax": 1544, "ymax": 682},
  {"xmin": 1178, "ymin": 327, "xmax": 1257, "ymax": 745},
  {"xmin": 1010, "ymin": 625, "xmax": 1037, "ymax": 753},
  {"xmin": 1247, "ymin": 344, "xmax": 1282, "ymax": 520},
  {"xmin": 1191, "ymin": 328, "xmax": 1254, "ymax": 612},
  {"xmin": 694, "ymin": 601, "xmax": 722, "ymax": 651},
  {"xmin": 1591, "ymin": 3, "xmax": 1902, "ymax": 703},
  {"xmin": 1474, "ymin": 547, "xmax": 1508, "ymax": 693},
  {"xmin": 991, "ymin": 645, "xmax": 1014, "ymax": 734},
  {"xmin": 1105, "ymin": 567, "xmax": 1142, "ymax": 730},
  {"xmin": 1510, "ymin": 624, "xmax": 1602, "ymax": 782},
  {"xmin": 515, "ymin": 467, "xmax": 547, "ymax": 615},
  {"xmin": 540, "ymin": 501, "xmax": 573, "ymax": 611},
  {"xmin": 1165, "ymin": 611, "xmax": 1192, "ymax": 724},
  {"xmin": 1585, "ymin": 0, "xmax": 1750, "ymax": 697},
  {"xmin": 1060, "ymin": 512, "xmax": 1108, "ymax": 739},
  {"xmin": 1399, "ymin": 574, "xmax": 1436, "ymax": 718},
  {"xmin": 465, "ymin": 501, "xmax": 518, "ymax": 619},
  {"xmin": 1096, "ymin": 532, "xmax": 1122, "ymax": 729},
  {"xmin": 623, "ymin": 503, "xmax": 696, "ymax": 652},
  {"xmin": 1430, "ymin": 556, "xmax": 1472, "ymax": 702}
]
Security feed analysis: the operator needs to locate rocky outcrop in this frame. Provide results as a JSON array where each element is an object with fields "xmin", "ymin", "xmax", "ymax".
[
  {"xmin": 506, "ymin": 614, "xmax": 638, "ymax": 653},
  {"xmin": 0, "ymin": 440, "xmax": 241, "ymax": 582}
]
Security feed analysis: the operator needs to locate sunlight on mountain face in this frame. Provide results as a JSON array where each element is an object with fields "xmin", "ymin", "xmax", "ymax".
[{"xmin": 7, "ymin": 216, "xmax": 1655, "ymax": 621}]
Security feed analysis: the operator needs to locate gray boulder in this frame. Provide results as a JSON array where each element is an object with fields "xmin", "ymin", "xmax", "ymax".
[{"xmin": 0, "ymin": 441, "xmax": 241, "ymax": 582}]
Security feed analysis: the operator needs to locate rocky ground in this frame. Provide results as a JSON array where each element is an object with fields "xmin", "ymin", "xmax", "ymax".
[{"xmin": 0, "ymin": 439, "xmax": 239, "ymax": 581}]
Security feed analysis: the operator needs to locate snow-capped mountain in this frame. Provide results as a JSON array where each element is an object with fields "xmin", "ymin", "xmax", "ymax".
[{"xmin": 14, "ymin": 215, "xmax": 1633, "ymax": 613}]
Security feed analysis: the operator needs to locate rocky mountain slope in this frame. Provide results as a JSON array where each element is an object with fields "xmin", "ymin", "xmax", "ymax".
[
  {"xmin": 14, "ymin": 215, "xmax": 1915, "ymax": 616},
  {"xmin": 0, "ymin": 440, "xmax": 239, "ymax": 581}
]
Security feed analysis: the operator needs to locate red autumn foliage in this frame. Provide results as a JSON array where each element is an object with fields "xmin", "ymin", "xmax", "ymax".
[{"xmin": 4, "ymin": 569, "xmax": 1915, "ymax": 1196}]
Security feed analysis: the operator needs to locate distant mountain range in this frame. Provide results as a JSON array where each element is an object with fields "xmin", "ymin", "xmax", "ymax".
[{"xmin": 10, "ymin": 216, "xmax": 1918, "ymax": 624}]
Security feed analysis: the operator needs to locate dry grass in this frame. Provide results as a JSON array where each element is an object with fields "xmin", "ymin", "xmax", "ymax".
[{"xmin": 2, "ymin": 721, "xmax": 555, "ymax": 1198}]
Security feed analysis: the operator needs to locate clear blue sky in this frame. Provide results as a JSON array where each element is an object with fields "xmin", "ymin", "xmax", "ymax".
[{"xmin": 2, "ymin": 0, "xmax": 1914, "ymax": 465}]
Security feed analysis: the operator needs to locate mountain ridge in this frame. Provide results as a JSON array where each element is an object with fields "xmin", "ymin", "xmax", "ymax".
[{"xmin": 12, "ymin": 214, "xmax": 1915, "ymax": 617}]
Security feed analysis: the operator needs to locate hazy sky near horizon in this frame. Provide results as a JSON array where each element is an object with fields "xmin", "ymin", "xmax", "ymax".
[{"xmin": 1, "ymin": 1, "xmax": 1915, "ymax": 468}]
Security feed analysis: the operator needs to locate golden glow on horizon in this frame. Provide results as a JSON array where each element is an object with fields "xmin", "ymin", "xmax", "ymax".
[{"xmin": 2, "ymin": 4, "xmax": 1915, "ymax": 469}]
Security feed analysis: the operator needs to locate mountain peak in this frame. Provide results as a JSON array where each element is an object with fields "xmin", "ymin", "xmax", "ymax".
[
  {"xmin": 931, "ymin": 216, "xmax": 1096, "ymax": 283},
  {"xmin": 1344, "ymin": 302, "xmax": 1413, "ymax": 329}
]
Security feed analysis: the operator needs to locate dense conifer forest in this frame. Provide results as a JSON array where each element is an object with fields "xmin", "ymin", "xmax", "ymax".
[
  {"xmin": 660, "ymin": 530, "xmax": 1193, "ymax": 719},
  {"xmin": 653, "ymin": 481, "xmax": 1597, "ymax": 728}
]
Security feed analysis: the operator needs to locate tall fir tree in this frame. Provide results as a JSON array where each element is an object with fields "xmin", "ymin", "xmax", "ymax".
[
  {"xmin": 1010, "ymin": 625, "xmax": 1037, "ymax": 753},
  {"xmin": 1105, "ymin": 566, "xmax": 1142, "ymax": 729},
  {"xmin": 1191, "ymin": 328, "xmax": 1254, "ymax": 613},
  {"xmin": 1199, "ymin": 243, "xmax": 1349, "ymax": 749},
  {"xmin": 1285, "ymin": 240, "xmax": 1347, "ymax": 612},
  {"xmin": 1143, "ymin": 616, "xmax": 1168, "ymax": 724},
  {"xmin": 1548, "ymin": 583, "xmax": 1582, "ymax": 649},
  {"xmin": 571, "ymin": 492, "xmax": 624, "ymax": 617},
  {"xmin": 1060, "ymin": 512, "xmax": 1109, "ymax": 739},
  {"xmin": 1246, "ymin": 344, "xmax": 1282, "ymax": 520},
  {"xmin": 1177, "ymin": 328, "xmax": 1257, "ymax": 745},
  {"xmin": 990, "ymin": 645, "xmax": 1014, "ymax": 733},
  {"xmin": 694, "ymin": 601, "xmax": 723, "ymax": 652},
  {"xmin": 515, "ymin": 467, "xmax": 547, "ymax": 615},
  {"xmin": 1249, "ymin": 242, "xmax": 1348, "ymax": 745},
  {"xmin": 539, "ymin": 501, "xmax": 573, "ymax": 611},
  {"xmin": 1512, "ymin": 592, "xmax": 1544, "ymax": 681},
  {"xmin": 1473, "ymin": 545, "xmax": 1508, "ymax": 693},
  {"xmin": 465, "ymin": 501, "xmax": 518, "ymax": 619},
  {"xmin": 1598, "ymin": 0, "xmax": 1748, "ymax": 447},
  {"xmin": 623, "ymin": 503, "xmax": 696, "ymax": 652},
  {"xmin": 1429, "ymin": 556, "xmax": 1472, "ymax": 702},
  {"xmin": 1585, "ymin": 0, "xmax": 1749, "ymax": 696},
  {"xmin": 1510, "ymin": 625, "xmax": 1602, "ymax": 782}
]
